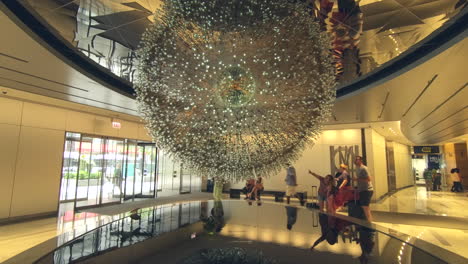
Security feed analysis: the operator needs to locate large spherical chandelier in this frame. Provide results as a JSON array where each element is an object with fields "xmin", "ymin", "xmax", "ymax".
[{"xmin": 136, "ymin": 0, "xmax": 336, "ymax": 182}]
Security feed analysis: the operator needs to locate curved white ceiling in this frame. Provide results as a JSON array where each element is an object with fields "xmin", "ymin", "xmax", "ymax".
[{"xmin": 331, "ymin": 35, "xmax": 467, "ymax": 144}]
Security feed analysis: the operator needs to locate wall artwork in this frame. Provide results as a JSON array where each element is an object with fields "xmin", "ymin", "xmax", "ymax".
[{"xmin": 330, "ymin": 145, "xmax": 360, "ymax": 178}]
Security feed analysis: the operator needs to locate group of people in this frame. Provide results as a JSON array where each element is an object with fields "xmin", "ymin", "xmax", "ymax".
[
  {"xmin": 309, "ymin": 155, "xmax": 374, "ymax": 222},
  {"xmin": 423, "ymin": 168, "xmax": 464, "ymax": 192},
  {"xmin": 242, "ymin": 175, "xmax": 264, "ymax": 205},
  {"xmin": 241, "ymin": 156, "xmax": 374, "ymax": 222},
  {"xmin": 423, "ymin": 169, "xmax": 442, "ymax": 191}
]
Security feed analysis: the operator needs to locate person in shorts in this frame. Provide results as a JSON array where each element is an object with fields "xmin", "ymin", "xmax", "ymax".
[
  {"xmin": 309, "ymin": 170, "xmax": 333, "ymax": 212},
  {"xmin": 285, "ymin": 163, "xmax": 303, "ymax": 204},
  {"xmin": 354, "ymin": 156, "xmax": 374, "ymax": 222}
]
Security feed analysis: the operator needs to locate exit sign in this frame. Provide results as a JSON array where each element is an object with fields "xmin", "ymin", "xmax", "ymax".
[{"xmin": 112, "ymin": 120, "xmax": 121, "ymax": 129}]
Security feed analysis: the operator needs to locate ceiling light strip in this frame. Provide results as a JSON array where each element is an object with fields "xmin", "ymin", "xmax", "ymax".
[
  {"xmin": 411, "ymin": 82, "xmax": 467, "ymax": 128},
  {"xmin": 0, "ymin": 52, "xmax": 28, "ymax": 63},
  {"xmin": 0, "ymin": 65, "xmax": 88, "ymax": 92},
  {"xmin": 0, "ymin": 76, "xmax": 137, "ymax": 112},
  {"xmin": 378, "ymin": 91, "xmax": 390, "ymax": 119},
  {"xmin": 430, "ymin": 125, "xmax": 468, "ymax": 143},
  {"xmin": 402, "ymin": 74, "xmax": 438, "ymax": 117},
  {"xmin": 424, "ymin": 118, "xmax": 468, "ymax": 138},
  {"xmin": 417, "ymin": 105, "xmax": 468, "ymax": 135}
]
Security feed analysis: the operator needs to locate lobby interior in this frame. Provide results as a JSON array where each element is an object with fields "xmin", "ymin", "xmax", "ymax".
[{"xmin": 0, "ymin": 0, "xmax": 467, "ymax": 263}]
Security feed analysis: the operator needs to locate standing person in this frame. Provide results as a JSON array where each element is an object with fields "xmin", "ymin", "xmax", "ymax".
[
  {"xmin": 326, "ymin": 175, "xmax": 339, "ymax": 215},
  {"xmin": 334, "ymin": 164, "xmax": 353, "ymax": 210},
  {"xmin": 285, "ymin": 163, "xmax": 302, "ymax": 204},
  {"xmin": 433, "ymin": 172, "xmax": 442, "ymax": 191},
  {"xmin": 423, "ymin": 169, "xmax": 433, "ymax": 192},
  {"xmin": 354, "ymin": 156, "xmax": 374, "ymax": 222},
  {"xmin": 308, "ymin": 170, "xmax": 331, "ymax": 212}
]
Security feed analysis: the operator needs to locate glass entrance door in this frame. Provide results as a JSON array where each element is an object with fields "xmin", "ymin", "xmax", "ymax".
[
  {"xmin": 59, "ymin": 133, "xmax": 157, "ymax": 209},
  {"xmin": 156, "ymin": 149, "xmax": 181, "ymax": 196},
  {"xmin": 141, "ymin": 144, "xmax": 157, "ymax": 196},
  {"xmin": 180, "ymin": 164, "xmax": 191, "ymax": 194},
  {"xmin": 75, "ymin": 136, "xmax": 102, "ymax": 208},
  {"xmin": 123, "ymin": 142, "xmax": 157, "ymax": 200},
  {"xmin": 123, "ymin": 140, "xmax": 138, "ymax": 200},
  {"xmin": 101, "ymin": 138, "xmax": 124, "ymax": 204}
]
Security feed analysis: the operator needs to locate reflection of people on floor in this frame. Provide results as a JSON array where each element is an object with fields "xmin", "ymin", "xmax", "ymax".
[
  {"xmin": 310, "ymin": 213, "xmax": 352, "ymax": 250},
  {"xmin": 202, "ymin": 201, "xmax": 225, "ymax": 233},
  {"xmin": 130, "ymin": 208, "xmax": 141, "ymax": 220},
  {"xmin": 357, "ymin": 226, "xmax": 375, "ymax": 264},
  {"xmin": 285, "ymin": 206, "xmax": 298, "ymax": 230}
]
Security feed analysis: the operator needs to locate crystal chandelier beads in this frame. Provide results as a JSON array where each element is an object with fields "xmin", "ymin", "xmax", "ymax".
[{"xmin": 136, "ymin": 0, "xmax": 336, "ymax": 182}]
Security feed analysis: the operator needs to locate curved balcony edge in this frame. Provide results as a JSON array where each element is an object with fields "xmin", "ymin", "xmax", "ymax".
[
  {"xmin": 1, "ymin": 0, "xmax": 466, "ymax": 101},
  {"xmin": 336, "ymin": 7, "xmax": 468, "ymax": 100},
  {"xmin": 0, "ymin": 0, "xmax": 135, "ymax": 98}
]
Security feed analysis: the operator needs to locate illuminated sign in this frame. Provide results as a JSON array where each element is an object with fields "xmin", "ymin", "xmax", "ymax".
[
  {"xmin": 413, "ymin": 146, "xmax": 439, "ymax": 154},
  {"xmin": 112, "ymin": 119, "xmax": 121, "ymax": 129}
]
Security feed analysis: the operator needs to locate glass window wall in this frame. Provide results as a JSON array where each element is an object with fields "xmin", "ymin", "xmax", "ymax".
[{"xmin": 58, "ymin": 132, "xmax": 201, "ymax": 211}]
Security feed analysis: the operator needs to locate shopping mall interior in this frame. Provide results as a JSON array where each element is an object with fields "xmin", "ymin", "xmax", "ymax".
[{"xmin": 0, "ymin": 0, "xmax": 467, "ymax": 263}]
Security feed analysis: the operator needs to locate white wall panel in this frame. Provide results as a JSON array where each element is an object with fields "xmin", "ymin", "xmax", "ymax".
[
  {"xmin": 10, "ymin": 127, "xmax": 64, "ymax": 217},
  {"xmin": 118, "ymin": 120, "xmax": 139, "ymax": 139},
  {"xmin": 94, "ymin": 116, "xmax": 118, "ymax": 137},
  {"xmin": 21, "ymin": 102, "xmax": 67, "ymax": 130},
  {"xmin": 393, "ymin": 142, "xmax": 413, "ymax": 189},
  {"xmin": 138, "ymin": 124, "xmax": 152, "ymax": 141},
  {"xmin": 230, "ymin": 129, "xmax": 362, "ymax": 194},
  {"xmin": 0, "ymin": 97, "xmax": 23, "ymax": 125},
  {"xmin": 0, "ymin": 124, "xmax": 20, "ymax": 218},
  {"xmin": 65, "ymin": 111, "xmax": 95, "ymax": 134},
  {"xmin": 366, "ymin": 129, "xmax": 388, "ymax": 200}
]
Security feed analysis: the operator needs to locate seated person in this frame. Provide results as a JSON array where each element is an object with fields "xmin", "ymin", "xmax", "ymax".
[
  {"xmin": 249, "ymin": 176, "xmax": 264, "ymax": 201},
  {"xmin": 242, "ymin": 178, "xmax": 255, "ymax": 199}
]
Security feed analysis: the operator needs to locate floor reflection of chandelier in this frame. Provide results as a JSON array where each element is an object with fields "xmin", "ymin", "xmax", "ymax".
[{"xmin": 136, "ymin": 0, "xmax": 336, "ymax": 182}]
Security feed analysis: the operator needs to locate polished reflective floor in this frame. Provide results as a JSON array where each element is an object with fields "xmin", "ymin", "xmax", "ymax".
[
  {"xmin": 2, "ymin": 187, "xmax": 467, "ymax": 263},
  {"xmin": 7, "ymin": 199, "xmax": 465, "ymax": 264},
  {"xmin": 0, "ymin": 192, "xmax": 213, "ymax": 264},
  {"xmin": 371, "ymin": 186, "xmax": 468, "ymax": 218}
]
